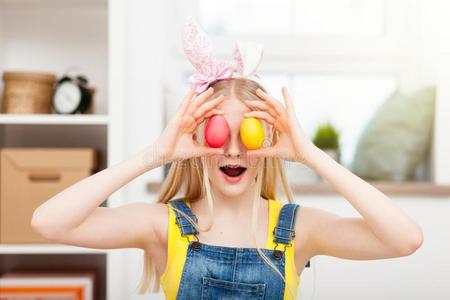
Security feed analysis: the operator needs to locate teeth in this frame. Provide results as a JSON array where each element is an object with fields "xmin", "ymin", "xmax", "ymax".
[{"xmin": 221, "ymin": 164, "xmax": 242, "ymax": 168}]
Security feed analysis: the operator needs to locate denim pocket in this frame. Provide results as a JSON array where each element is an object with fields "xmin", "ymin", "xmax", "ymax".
[{"xmin": 201, "ymin": 276, "xmax": 266, "ymax": 300}]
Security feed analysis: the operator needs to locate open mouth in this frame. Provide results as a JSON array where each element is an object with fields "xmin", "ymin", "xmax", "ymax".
[{"xmin": 219, "ymin": 165, "xmax": 247, "ymax": 177}]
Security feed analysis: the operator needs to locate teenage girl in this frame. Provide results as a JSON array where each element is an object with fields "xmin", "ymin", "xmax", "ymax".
[{"xmin": 31, "ymin": 77, "xmax": 423, "ymax": 299}]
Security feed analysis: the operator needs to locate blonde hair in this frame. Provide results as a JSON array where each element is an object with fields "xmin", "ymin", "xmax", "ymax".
[{"xmin": 136, "ymin": 78, "xmax": 296, "ymax": 297}]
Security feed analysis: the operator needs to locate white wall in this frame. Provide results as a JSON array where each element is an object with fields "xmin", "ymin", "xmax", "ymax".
[{"xmin": 119, "ymin": 0, "xmax": 167, "ymax": 299}]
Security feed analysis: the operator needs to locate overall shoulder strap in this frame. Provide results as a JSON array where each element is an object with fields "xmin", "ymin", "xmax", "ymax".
[
  {"xmin": 168, "ymin": 198, "xmax": 199, "ymax": 236},
  {"xmin": 273, "ymin": 202, "xmax": 310, "ymax": 267},
  {"xmin": 273, "ymin": 203, "xmax": 300, "ymax": 245}
]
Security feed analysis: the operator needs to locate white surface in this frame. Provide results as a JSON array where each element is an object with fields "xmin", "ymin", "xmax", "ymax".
[
  {"xmin": 295, "ymin": 195, "xmax": 450, "ymax": 300},
  {"xmin": 0, "ymin": 114, "xmax": 108, "ymax": 125},
  {"xmin": 106, "ymin": 0, "xmax": 128, "ymax": 299},
  {"xmin": 0, "ymin": 244, "xmax": 107, "ymax": 254},
  {"xmin": 433, "ymin": 54, "xmax": 450, "ymax": 184}
]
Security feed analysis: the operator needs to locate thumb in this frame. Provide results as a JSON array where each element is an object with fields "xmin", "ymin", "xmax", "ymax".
[
  {"xmin": 246, "ymin": 146, "xmax": 277, "ymax": 158},
  {"xmin": 196, "ymin": 146, "xmax": 225, "ymax": 157}
]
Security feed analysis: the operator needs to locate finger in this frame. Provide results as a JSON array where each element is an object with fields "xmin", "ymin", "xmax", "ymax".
[
  {"xmin": 190, "ymin": 109, "xmax": 224, "ymax": 131},
  {"xmin": 201, "ymin": 109, "xmax": 224, "ymax": 120},
  {"xmin": 185, "ymin": 108, "xmax": 224, "ymax": 133},
  {"xmin": 176, "ymin": 89, "xmax": 197, "ymax": 116},
  {"xmin": 182, "ymin": 115, "xmax": 199, "ymax": 133},
  {"xmin": 255, "ymin": 88, "xmax": 285, "ymax": 115},
  {"xmin": 182, "ymin": 93, "xmax": 223, "ymax": 133},
  {"xmin": 195, "ymin": 146, "xmax": 225, "ymax": 157},
  {"xmin": 246, "ymin": 146, "xmax": 277, "ymax": 158},
  {"xmin": 281, "ymin": 86, "xmax": 295, "ymax": 110},
  {"xmin": 244, "ymin": 100, "xmax": 278, "ymax": 118},
  {"xmin": 243, "ymin": 111, "xmax": 276, "ymax": 126},
  {"xmin": 187, "ymin": 86, "xmax": 215, "ymax": 114},
  {"xmin": 193, "ymin": 94, "xmax": 225, "ymax": 120}
]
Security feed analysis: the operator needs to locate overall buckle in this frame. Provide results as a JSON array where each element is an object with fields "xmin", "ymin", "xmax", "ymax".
[
  {"xmin": 272, "ymin": 242, "xmax": 290, "ymax": 260},
  {"xmin": 185, "ymin": 234, "xmax": 202, "ymax": 251}
]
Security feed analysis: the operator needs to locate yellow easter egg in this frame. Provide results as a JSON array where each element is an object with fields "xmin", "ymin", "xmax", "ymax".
[{"xmin": 240, "ymin": 117, "xmax": 265, "ymax": 150}]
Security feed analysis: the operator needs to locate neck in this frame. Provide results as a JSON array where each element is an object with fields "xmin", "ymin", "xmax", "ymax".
[{"xmin": 194, "ymin": 181, "xmax": 261, "ymax": 219}]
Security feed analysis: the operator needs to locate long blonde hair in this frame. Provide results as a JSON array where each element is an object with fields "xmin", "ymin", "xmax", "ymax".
[{"xmin": 136, "ymin": 78, "xmax": 295, "ymax": 296}]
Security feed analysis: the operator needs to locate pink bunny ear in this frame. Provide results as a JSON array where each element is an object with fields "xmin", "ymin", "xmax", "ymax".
[
  {"xmin": 233, "ymin": 40, "xmax": 264, "ymax": 77},
  {"xmin": 182, "ymin": 16, "xmax": 213, "ymax": 76},
  {"xmin": 182, "ymin": 16, "xmax": 232, "ymax": 93}
]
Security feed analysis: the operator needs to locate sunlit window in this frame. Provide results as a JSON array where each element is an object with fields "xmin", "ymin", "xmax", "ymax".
[{"xmin": 198, "ymin": 0, "xmax": 384, "ymax": 36}]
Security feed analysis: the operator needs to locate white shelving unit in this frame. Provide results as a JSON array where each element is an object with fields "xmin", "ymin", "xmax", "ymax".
[{"xmin": 0, "ymin": 1, "xmax": 126, "ymax": 299}]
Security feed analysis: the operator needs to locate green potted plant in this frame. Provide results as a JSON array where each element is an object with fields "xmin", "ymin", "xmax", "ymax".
[{"xmin": 312, "ymin": 122, "xmax": 341, "ymax": 163}]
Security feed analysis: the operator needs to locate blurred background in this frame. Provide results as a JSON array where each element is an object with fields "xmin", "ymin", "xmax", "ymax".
[{"xmin": 0, "ymin": 0, "xmax": 449, "ymax": 299}]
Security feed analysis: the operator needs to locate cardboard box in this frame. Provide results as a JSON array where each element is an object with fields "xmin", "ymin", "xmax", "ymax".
[{"xmin": 0, "ymin": 148, "xmax": 98, "ymax": 244}]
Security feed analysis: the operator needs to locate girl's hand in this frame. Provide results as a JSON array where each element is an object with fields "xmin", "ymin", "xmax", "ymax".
[
  {"xmin": 243, "ymin": 87, "xmax": 316, "ymax": 164},
  {"xmin": 155, "ymin": 87, "xmax": 225, "ymax": 163}
]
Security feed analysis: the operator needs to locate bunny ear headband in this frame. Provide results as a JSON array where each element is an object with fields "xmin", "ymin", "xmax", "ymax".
[{"xmin": 182, "ymin": 16, "xmax": 265, "ymax": 94}]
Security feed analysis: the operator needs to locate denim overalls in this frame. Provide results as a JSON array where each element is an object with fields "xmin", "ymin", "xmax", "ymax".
[{"xmin": 168, "ymin": 199, "xmax": 302, "ymax": 300}]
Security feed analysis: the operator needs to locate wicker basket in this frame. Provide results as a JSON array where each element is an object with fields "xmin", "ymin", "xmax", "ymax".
[{"xmin": 1, "ymin": 71, "xmax": 57, "ymax": 114}]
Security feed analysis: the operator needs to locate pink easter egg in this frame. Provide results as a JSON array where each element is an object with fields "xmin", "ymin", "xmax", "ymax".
[{"xmin": 204, "ymin": 115, "xmax": 230, "ymax": 148}]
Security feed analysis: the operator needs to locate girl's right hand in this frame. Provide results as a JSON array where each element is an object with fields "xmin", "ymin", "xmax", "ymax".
[{"xmin": 154, "ymin": 87, "xmax": 225, "ymax": 163}]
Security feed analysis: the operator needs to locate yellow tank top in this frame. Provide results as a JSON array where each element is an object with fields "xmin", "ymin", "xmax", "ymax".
[{"xmin": 159, "ymin": 199, "xmax": 300, "ymax": 299}]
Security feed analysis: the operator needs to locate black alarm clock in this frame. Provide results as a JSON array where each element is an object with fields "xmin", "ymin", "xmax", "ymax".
[{"xmin": 52, "ymin": 75, "xmax": 91, "ymax": 114}]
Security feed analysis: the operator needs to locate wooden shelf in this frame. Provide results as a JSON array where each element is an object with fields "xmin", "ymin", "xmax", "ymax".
[
  {"xmin": 0, "ymin": 114, "xmax": 109, "ymax": 125},
  {"xmin": 146, "ymin": 181, "xmax": 450, "ymax": 197},
  {"xmin": 0, "ymin": 244, "xmax": 108, "ymax": 254},
  {"xmin": 290, "ymin": 181, "xmax": 450, "ymax": 196}
]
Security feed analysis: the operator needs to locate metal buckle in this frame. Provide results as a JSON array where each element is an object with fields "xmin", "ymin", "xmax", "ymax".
[
  {"xmin": 272, "ymin": 242, "xmax": 288, "ymax": 260},
  {"xmin": 185, "ymin": 234, "xmax": 201, "ymax": 251}
]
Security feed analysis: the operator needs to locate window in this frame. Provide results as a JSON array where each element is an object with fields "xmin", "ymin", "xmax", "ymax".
[{"xmin": 198, "ymin": 0, "xmax": 384, "ymax": 36}]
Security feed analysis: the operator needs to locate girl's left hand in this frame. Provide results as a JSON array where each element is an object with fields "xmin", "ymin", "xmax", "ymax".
[{"xmin": 243, "ymin": 87, "xmax": 316, "ymax": 164}]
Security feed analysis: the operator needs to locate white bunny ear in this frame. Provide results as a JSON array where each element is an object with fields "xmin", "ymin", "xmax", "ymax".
[{"xmin": 233, "ymin": 40, "xmax": 264, "ymax": 76}]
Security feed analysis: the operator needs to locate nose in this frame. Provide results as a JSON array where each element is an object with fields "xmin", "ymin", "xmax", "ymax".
[{"xmin": 224, "ymin": 134, "xmax": 242, "ymax": 158}]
